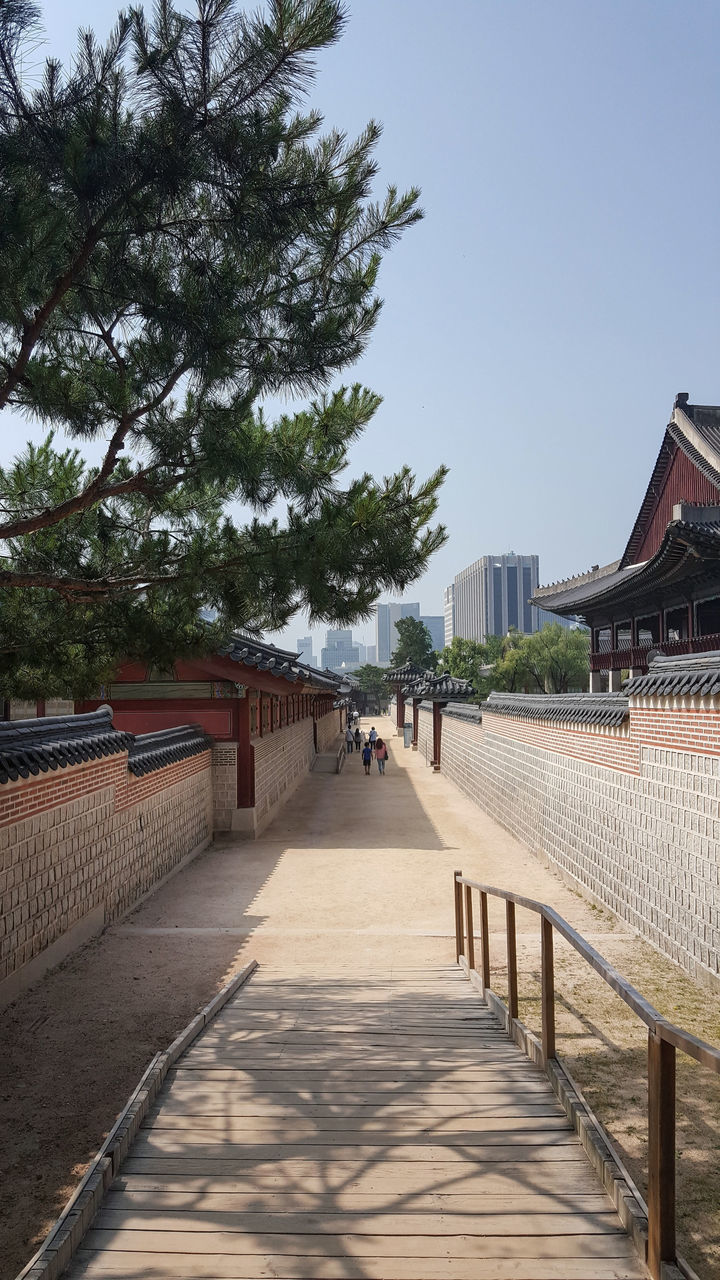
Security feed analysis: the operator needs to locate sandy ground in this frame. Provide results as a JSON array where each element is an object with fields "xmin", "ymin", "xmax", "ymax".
[{"xmin": 2, "ymin": 715, "xmax": 719, "ymax": 1278}]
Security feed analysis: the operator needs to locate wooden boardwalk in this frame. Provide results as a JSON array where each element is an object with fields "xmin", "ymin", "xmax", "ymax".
[{"xmin": 69, "ymin": 966, "xmax": 647, "ymax": 1280}]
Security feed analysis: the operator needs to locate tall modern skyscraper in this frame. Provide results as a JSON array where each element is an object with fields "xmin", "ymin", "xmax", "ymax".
[
  {"xmin": 321, "ymin": 628, "xmax": 360, "ymax": 672},
  {"xmin": 420, "ymin": 615, "xmax": 445, "ymax": 653},
  {"xmin": 296, "ymin": 635, "xmax": 317, "ymax": 669},
  {"xmin": 375, "ymin": 601, "xmax": 420, "ymax": 665},
  {"xmin": 453, "ymin": 554, "xmax": 541, "ymax": 642},
  {"xmin": 443, "ymin": 585, "xmax": 455, "ymax": 647}
]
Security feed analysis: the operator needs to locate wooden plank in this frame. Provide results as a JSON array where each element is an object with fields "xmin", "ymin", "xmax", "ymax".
[
  {"xmin": 124, "ymin": 1146, "xmax": 584, "ymax": 1167},
  {"xmin": 69, "ymin": 1249, "xmax": 648, "ymax": 1279},
  {"xmin": 169, "ymin": 1073, "xmax": 549, "ymax": 1088},
  {"xmin": 80, "ymin": 1227, "xmax": 640, "ymax": 1258},
  {"xmin": 93, "ymin": 1208, "xmax": 622, "ymax": 1236},
  {"xmin": 105, "ymin": 1190, "xmax": 614, "ymax": 1213},
  {"xmin": 140, "ymin": 1114, "xmax": 573, "ymax": 1135},
  {"xmin": 154, "ymin": 1101, "xmax": 562, "ymax": 1117},
  {"xmin": 117, "ymin": 1157, "xmax": 599, "ymax": 1189}
]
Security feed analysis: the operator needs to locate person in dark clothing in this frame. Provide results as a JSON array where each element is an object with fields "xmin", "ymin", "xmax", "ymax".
[
  {"xmin": 354, "ymin": 727, "xmax": 361, "ymax": 749},
  {"xmin": 361, "ymin": 743, "xmax": 373, "ymax": 774}
]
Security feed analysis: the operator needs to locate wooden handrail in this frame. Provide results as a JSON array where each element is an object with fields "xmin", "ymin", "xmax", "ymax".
[{"xmin": 453, "ymin": 871, "xmax": 720, "ymax": 1280}]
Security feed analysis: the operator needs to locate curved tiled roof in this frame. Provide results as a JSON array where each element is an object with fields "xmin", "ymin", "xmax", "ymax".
[
  {"xmin": 0, "ymin": 708, "xmax": 213, "ymax": 785},
  {"xmin": 0, "ymin": 706, "xmax": 132, "ymax": 785},
  {"xmin": 483, "ymin": 692, "xmax": 629, "ymax": 727},
  {"xmin": 221, "ymin": 634, "xmax": 341, "ymax": 690},
  {"xmin": 127, "ymin": 725, "xmax": 213, "ymax": 776},
  {"xmin": 530, "ymin": 519, "xmax": 720, "ymax": 616},
  {"xmin": 441, "ymin": 702, "xmax": 482, "ymax": 724},
  {"xmin": 624, "ymin": 650, "xmax": 720, "ymax": 698},
  {"xmin": 384, "ymin": 662, "xmax": 426, "ymax": 684},
  {"xmin": 406, "ymin": 672, "xmax": 475, "ymax": 701}
]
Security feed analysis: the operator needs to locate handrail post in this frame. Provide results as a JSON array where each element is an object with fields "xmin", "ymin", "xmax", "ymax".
[
  {"xmin": 647, "ymin": 1030, "xmax": 676, "ymax": 1279},
  {"xmin": 454, "ymin": 871, "xmax": 463, "ymax": 961},
  {"xmin": 506, "ymin": 900, "xmax": 518, "ymax": 1020},
  {"xmin": 480, "ymin": 891, "xmax": 490, "ymax": 991},
  {"xmin": 541, "ymin": 916, "xmax": 556, "ymax": 1063},
  {"xmin": 464, "ymin": 884, "xmax": 475, "ymax": 971}
]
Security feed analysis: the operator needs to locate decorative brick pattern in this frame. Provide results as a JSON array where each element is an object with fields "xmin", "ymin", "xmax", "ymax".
[
  {"xmin": 254, "ymin": 719, "xmax": 316, "ymax": 822},
  {"xmin": 0, "ymin": 752, "xmax": 212, "ymax": 988},
  {"xmin": 417, "ymin": 704, "xmax": 433, "ymax": 762},
  {"xmin": 211, "ymin": 744, "xmax": 238, "ymax": 831},
  {"xmin": 439, "ymin": 701, "xmax": 720, "ymax": 983},
  {"xmin": 316, "ymin": 707, "xmax": 343, "ymax": 753}
]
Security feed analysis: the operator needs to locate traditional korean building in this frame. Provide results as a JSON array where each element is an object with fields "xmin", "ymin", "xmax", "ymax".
[
  {"xmin": 533, "ymin": 394, "xmax": 720, "ymax": 690},
  {"xmin": 77, "ymin": 635, "xmax": 344, "ymax": 835},
  {"xmin": 384, "ymin": 663, "xmax": 474, "ymax": 767}
]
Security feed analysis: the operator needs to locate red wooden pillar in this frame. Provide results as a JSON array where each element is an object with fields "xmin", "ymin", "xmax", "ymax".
[
  {"xmin": 412, "ymin": 701, "xmax": 419, "ymax": 744},
  {"xmin": 432, "ymin": 701, "xmax": 445, "ymax": 769},
  {"xmin": 396, "ymin": 687, "xmax": 405, "ymax": 733},
  {"xmin": 236, "ymin": 696, "xmax": 255, "ymax": 809}
]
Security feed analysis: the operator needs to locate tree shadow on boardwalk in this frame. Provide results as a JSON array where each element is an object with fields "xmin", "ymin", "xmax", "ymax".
[{"xmin": 70, "ymin": 970, "xmax": 642, "ymax": 1280}]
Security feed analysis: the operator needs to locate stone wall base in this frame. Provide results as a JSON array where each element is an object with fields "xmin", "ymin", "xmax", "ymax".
[{"xmin": 0, "ymin": 905, "xmax": 105, "ymax": 1013}]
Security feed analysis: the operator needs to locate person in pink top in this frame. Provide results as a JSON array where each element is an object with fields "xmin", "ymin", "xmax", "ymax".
[{"xmin": 374, "ymin": 737, "xmax": 388, "ymax": 775}]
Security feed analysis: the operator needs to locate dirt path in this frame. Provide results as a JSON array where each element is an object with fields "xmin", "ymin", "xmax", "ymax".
[{"xmin": 2, "ymin": 716, "xmax": 719, "ymax": 1278}]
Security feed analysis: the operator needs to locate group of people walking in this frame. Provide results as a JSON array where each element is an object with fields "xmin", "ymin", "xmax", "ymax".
[{"xmin": 345, "ymin": 722, "xmax": 389, "ymax": 775}]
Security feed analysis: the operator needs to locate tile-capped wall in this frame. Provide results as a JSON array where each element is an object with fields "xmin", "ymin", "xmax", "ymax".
[
  {"xmin": 439, "ymin": 701, "xmax": 720, "ymax": 985},
  {"xmin": 0, "ymin": 750, "xmax": 212, "ymax": 998}
]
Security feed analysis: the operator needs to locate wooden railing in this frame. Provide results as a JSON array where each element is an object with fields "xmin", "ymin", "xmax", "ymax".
[
  {"xmin": 453, "ymin": 871, "xmax": 720, "ymax": 1280},
  {"xmin": 590, "ymin": 630, "xmax": 720, "ymax": 671}
]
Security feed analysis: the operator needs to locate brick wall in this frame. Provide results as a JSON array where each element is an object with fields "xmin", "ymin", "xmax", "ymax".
[
  {"xmin": 417, "ymin": 703, "xmax": 433, "ymax": 763},
  {"xmin": 316, "ymin": 706, "xmax": 343, "ymax": 753},
  {"xmin": 211, "ymin": 743, "xmax": 239, "ymax": 831},
  {"xmin": 439, "ymin": 698, "xmax": 720, "ymax": 984},
  {"xmin": 254, "ymin": 718, "xmax": 316, "ymax": 824},
  {"xmin": 0, "ymin": 750, "xmax": 212, "ymax": 1002}
]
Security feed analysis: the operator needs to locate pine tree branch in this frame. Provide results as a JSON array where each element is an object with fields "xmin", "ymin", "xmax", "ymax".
[{"xmin": 0, "ymin": 361, "xmax": 191, "ymax": 538}]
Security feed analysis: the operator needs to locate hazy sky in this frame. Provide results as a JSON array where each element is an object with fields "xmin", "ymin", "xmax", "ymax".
[{"xmin": 5, "ymin": 0, "xmax": 720, "ymax": 655}]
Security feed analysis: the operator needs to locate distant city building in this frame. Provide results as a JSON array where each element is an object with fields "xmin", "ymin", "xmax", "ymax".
[
  {"xmin": 443, "ymin": 584, "xmax": 455, "ymax": 647},
  {"xmin": 356, "ymin": 642, "xmax": 366, "ymax": 664},
  {"xmin": 420, "ymin": 615, "xmax": 444, "ymax": 653},
  {"xmin": 321, "ymin": 628, "xmax": 360, "ymax": 672},
  {"xmin": 296, "ymin": 635, "xmax": 317, "ymax": 669},
  {"xmin": 366, "ymin": 644, "xmax": 377, "ymax": 665},
  {"xmin": 453, "ymin": 554, "xmax": 542, "ymax": 642},
  {"xmin": 375, "ymin": 601, "xmax": 420, "ymax": 665}
]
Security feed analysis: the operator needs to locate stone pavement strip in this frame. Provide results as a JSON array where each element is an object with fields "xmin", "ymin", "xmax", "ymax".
[{"xmin": 67, "ymin": 964, "xmax": 647, "ymax": 1280}]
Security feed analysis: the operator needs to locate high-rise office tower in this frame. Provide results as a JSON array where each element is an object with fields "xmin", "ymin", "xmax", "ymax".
[
  {"xmin": 420, "ymin": 615, "xmax": 444, "ymax": 653},
  {"xmin": 320, "ymin": 628, "xmax": 360, "ymax": 672},
  {"xmin": 296, "ymin": 635, "xmax": 317, "ymax": 669},
  {"xmin": 453, "ymin": 554, "xmax": 541, "ymax": 642},
  {"xmin": 443, "ymin": 585, "xmax": 455, "ymax": 647},
  {"xmin": 374, "ymin": 601, "xmax": 420, "ymax": 665}
]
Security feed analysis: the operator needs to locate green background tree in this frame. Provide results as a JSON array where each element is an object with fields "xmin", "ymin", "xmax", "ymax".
[
  {"xmin": 0, "ymin": 0, "xmax": 446, "ymax": 696},
  {"xmin": 390, "ymin": 616, "xmax": 435, "ymax": 670},
  {"xmin": 354, "ymin": 663, "xmax": 388, "ymax": 710},
  {"xmin": 489, "ymin": 625, "xmax": 590, "ymax": 694}
]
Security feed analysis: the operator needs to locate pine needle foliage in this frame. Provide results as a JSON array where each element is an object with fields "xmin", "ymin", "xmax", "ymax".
[{"xmin": 0, "ymin": 0, "xmax": 446, "ymax": 696}]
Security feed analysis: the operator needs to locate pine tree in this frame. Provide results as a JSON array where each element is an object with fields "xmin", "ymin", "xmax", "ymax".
[{"xmin": 0, "ymin": 0, "xmax": 446, "ymax": 696}]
